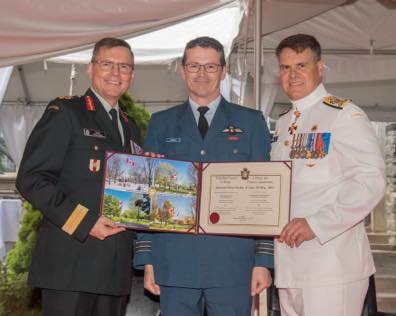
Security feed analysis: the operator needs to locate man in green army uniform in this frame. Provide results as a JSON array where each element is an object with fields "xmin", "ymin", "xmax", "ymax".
[{"xmin": 16, "ymin": 37, "xmax": 141, "ymax": 316}]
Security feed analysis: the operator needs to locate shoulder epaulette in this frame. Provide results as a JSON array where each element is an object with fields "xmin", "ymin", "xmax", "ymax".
[
  {"xmin": 323, "ymin": 95, "xmax": 350, "ymax": 110},
  {"xmin": 46, "ymin": 95, "xmax": 82, "ymax": 112},
  {"xmin": 57, "ymin": 95, "xmax": 80, "ymax": 100},
  {"xmin": 278, "ymin": 108, "xmax": 291, "ymax": 118},
  {"xmin": 46, "ymin": 103, "xmax": 62, "ymax": 112}
]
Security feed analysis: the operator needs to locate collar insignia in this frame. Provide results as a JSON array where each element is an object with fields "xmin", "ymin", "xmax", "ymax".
[{"xmin": 85, "ymin": 96, "xmax": 96, "ymax": 111}]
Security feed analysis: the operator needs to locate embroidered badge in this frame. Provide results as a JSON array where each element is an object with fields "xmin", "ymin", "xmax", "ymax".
[
  {"xmin": 85, "ymin": 96, "xmax": 96, "ymax": 111},
  {"xmin": 222, "ymin": 125, "xmax": 243, "ymax": 141},
  {"xmin": 89, "ymin": 159, "xmax": 101, "ymax": 172},
  {"xmin": 222, "ymin": 125, "xmax": 244, "ymax": 135},
  {"xmin": 83, "ymin": 128, "xmax": 106, "ymax": 139}
]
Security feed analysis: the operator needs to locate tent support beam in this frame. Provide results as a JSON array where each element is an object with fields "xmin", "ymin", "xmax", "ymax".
[
  {"xmin": 261, "ymin": 48, "xmax": 396, "ymax": 55},
  {"xmin": 17, "ymin": 65, "xmax": 31, "ymax": 105},
  {"xmin": 253, "ymin": 0, "xmax": 262, "ymax": 111}
]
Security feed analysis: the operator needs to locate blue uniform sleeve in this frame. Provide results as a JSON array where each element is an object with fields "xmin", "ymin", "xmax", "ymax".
[{"xmin": 133, "ymin": 115, "xmax": 159, "ymax": 269}]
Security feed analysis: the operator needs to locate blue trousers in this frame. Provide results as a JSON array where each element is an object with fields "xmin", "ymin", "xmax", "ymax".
[{"xmin": 159, "ymin": 285, "xmax": 252, "ymax": 316}]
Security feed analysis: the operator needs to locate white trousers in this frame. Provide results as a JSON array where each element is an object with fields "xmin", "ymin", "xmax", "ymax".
[{"xmin": 278, "ymin": 278, "xmax": 369, "ymax": 316}]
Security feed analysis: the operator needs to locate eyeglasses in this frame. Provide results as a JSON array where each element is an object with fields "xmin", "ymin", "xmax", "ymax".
[
  {"xmin": 184, "ymin": 63, "xmax": 222, "ymax": 73},
  {"xmin": 92, "ymin": 60, "xmax": 133, "ymax": 74}
]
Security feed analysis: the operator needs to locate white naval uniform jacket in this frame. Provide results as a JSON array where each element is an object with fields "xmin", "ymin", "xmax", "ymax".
[{"xmin": 271, "ymin": 83, "xmax": 386, "ymax": 288}]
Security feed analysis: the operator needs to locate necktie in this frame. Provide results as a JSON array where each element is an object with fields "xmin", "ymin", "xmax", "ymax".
[
  {"xmin": 198, "ymin": 106, "xmax": 209, "ymax": 139},
  {"xmin": 109, "ymin": 108, "xmax": 122, "ymax": 144}
]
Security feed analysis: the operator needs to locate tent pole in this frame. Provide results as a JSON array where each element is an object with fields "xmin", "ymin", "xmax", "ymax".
[
  {"xmin": 17, "ymin": 66, "xmax": 31, "ymax": 105},
  {"xmin": 254, "ymin": 0, "xmax": 262, "ymax": 111},
  {"xmin": 69, "ymin": 64, "xmax": 77, "ymax": 96}
]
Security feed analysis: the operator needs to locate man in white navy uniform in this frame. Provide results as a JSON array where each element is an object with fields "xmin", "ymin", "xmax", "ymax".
[{"xmin": 271, "ymin": 34, "xmax": 386, "ymax": 316}]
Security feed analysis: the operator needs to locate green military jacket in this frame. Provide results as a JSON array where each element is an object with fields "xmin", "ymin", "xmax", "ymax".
[{"xmin": 16, "ymin": 89, "xmax": 141, "ymax": 295}]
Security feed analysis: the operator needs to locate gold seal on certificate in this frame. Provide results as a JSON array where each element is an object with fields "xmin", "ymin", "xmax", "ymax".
[{"xmin": 101, "ymin": 151, "xmax": 291, "ymax": 237}]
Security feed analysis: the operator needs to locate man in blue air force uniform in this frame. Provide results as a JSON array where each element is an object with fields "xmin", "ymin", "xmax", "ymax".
[{"xmin": 134, "ymin": 36, "xmax": 273, "ymax": 316}]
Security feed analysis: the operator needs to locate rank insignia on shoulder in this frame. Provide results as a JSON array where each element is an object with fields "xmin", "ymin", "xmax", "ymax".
[
  {"xmin": 323, "ymin": 96, "xmax": 350, "ymax": 109},
  {"xmin": 89, "ymin": 159, "xmax": 101, "ymax": 172},
  {"xmin": 46, "ymin": 104, "xmax": 61, "ymax": 111},
  {"xmin": 222, "ymin": 124, "xmax": 244, "ymax": 135},
  {"xmin": 58, "ymin": 95, "xmax": 79, "ymax": 100},
  {"xmin": 85, "ymin": 96, "xmax": 96, "ymax": 111}
]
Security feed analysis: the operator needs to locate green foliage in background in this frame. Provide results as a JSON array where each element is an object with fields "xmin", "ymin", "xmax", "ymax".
[
  {"xmin": 119, "ymin": 92, "xmax": 151, "ymax": 145},
  {"xmin": 0, "ymin": 202, "xmax": 42, "ymax": 316}
]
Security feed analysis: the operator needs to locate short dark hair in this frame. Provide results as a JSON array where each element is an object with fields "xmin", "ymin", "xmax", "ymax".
[
  {"xmin": 91, "ymin": 37, "xmax": 134, "ymax": 67},
  {"xmin": 276, "ymin": 34, "xmax": 321, "ymax": 62},
  {"xmin": 181, "ymin": 36, "xmax": 226, "ymax": 66}
]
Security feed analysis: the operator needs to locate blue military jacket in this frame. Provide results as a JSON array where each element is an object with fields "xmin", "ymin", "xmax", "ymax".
[{"xmin": 134, "ymin": 97, "xmax": 273, "ymax": 288}]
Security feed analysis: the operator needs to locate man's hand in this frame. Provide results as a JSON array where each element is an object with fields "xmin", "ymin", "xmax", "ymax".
[
  {"xmin": 278, "ymin": 218, "xmax": 316, "ymax": 247},
  {"xmin": 251, "ymin": 267, "xmax": 272, "ymax": 296},
  {"xmin": 89, "ymin": 216, "xmax": 125, "ymax": 240},
  {"xmin": 144, "ymin": 264, "xmax": 160, "ymax": 295}
]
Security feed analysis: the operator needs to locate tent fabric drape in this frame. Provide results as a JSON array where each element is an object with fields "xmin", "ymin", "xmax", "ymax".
[
  {"xmin": 0, "ymin": 0, "xmax": 235, "ymax": 67},
  {"xmin": 49, "ymin": 5, "xmax": 243, "ymax": 65},
  {"xmin": 0, "ymin": 105, "xmax": 45, "ymax": 167}
]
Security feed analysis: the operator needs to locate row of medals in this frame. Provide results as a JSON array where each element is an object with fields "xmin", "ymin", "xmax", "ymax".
[{"xmin": 288, "ymin": 109, "xmax": 326, "ymax": 160}]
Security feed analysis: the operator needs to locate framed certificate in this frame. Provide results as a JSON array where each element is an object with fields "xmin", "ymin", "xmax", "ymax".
[{"xmin": 100, "ymin": 151, "xmax": 291, "ymax": 237}]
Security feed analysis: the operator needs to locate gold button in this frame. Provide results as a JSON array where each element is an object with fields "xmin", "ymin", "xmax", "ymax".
[
  {"xmin": 200, "ymin": 149, "xmax": 206, "ymax": 155},
  {"xmin": 94, "ymin": 145, "xmax": 99, "ymax": 151},
  {"xmin": 284, "ymin": 140, "xmax": 289, "ymax": 146}
]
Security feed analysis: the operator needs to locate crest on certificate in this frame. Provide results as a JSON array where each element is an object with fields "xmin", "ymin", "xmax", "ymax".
[{"xmin": 241, "ymin": 168, "xmax": 250, "ymax": 180}]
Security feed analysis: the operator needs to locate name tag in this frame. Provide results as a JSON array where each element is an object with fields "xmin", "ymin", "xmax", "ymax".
[
  {"xmin": 83, "ymin": 128, "xmax": 107, "ymax": 139},
  {"xmin": 165, "ymin": 138, "xmax": 181, "ymax": 143}
]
